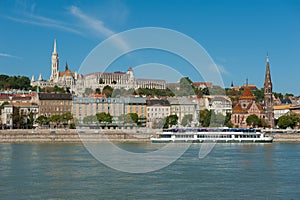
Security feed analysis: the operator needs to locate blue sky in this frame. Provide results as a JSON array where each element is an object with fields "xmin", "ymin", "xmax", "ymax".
[{"xmin": 0, "ymin": 0, "xmax": 299, "ymax": 94}]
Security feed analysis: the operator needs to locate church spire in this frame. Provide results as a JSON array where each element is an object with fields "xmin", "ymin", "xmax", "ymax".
[
  {"xmin": 264, "ymin": 53, "xmax": 271, "ymax": 89},
  {"xmin": 264, "ymin": 53, "xmax": 274, "ymax": 128},
  {"xmin": 53, "ymin": 39, "xmax": 57, "ymax": 54},
  {"xmin": 50, "ymin": 39, "xmax": 59, "ymax": 82}
]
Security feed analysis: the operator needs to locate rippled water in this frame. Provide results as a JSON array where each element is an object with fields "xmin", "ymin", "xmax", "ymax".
[{"xmin": 0, "ymin": 142, "xmax": 300, "ymax": 199}]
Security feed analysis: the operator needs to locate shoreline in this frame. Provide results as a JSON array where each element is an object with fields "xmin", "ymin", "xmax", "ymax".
[{"xmin": 0, "ymin": 129, "xmax": 300, "ymax": 143}]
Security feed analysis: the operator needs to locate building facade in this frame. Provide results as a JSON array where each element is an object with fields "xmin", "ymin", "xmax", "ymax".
[
  {"xmin": 76, "ymin": 68, "xmax": 166, "ymax": 96},
  {"xmin": 168, "ymin": 97, "xmax": 197, "ymax": 123},
  {"xmin": 73, "ymin": 97, "xmax": 146, "ymax": 126},
  {"xmin": 204, "ymin": 95, "xmax": 232, "ymax": 116},
  {"xmin": 32, "ymin": 93, "xmax": 73, "ymax": 117},
  {"xmin": 1, "ymin": 103, "xmax": 38, "ymax": 129},
  {"xmin": 146, "ymin": 99, "xmax": 171, "ymax": 128},
  {"xmin": 231, "ymin": 87, "xmax": 265, "ymax": 128}
]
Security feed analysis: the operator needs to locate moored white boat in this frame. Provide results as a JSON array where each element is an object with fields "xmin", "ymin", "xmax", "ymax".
[{"xmin": 150, "ymin": 127, "xmax": 273, "ymax": 143}]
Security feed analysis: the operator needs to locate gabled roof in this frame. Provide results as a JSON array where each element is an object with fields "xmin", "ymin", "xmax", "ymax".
[
  {"xmin": 232, "ymin": 103, "xmax": 245, "ymax": 113},
  {"xmin": 239, "ymin": 87, "xmax": 255, "ymax": 100}
]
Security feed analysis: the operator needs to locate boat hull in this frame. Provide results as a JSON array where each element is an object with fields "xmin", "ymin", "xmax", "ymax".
[{"xmin": 150, "ymin": 137, "xmax": 273, "ymax": 143}]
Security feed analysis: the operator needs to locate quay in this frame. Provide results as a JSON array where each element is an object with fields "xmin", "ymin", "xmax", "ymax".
[
  {"xmin": 0, "ymin": 129, "xmax": 153, "ymax": 143},
  {"xmin": 1, "ymin": 129, "xmax": 300, "ymax": 143}
]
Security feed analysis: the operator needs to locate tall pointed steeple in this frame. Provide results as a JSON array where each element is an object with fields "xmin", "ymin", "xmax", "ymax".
[
  {"xmin": 50, "ymin": 39, "xmax": 59, "ymax": 82},
  {"xmin": 264, "ymin": 53, "xmax": 274, "ymax": 128},
  {"xmin": 53, "ymin": 39, "xmax": 57, "ymax": 54}
]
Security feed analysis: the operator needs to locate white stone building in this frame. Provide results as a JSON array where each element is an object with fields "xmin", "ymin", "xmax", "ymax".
[
  {"xmin": 168, "ymin": 97, "xmax": 197, "ymax": 123},
  {"xmin": 1, "ymin": 103, "xmax": 39, "ymax": 129},
  {"xmin": 273, "ymin": 104, "xmax": 291, "ymax": 119},
  {"xmin": 146, "ymin": 99, "xmax": 170, "ymax": 128},
  {"xmin": 206, "ymin": 96, "xmax": 232, "ymax": 116}
]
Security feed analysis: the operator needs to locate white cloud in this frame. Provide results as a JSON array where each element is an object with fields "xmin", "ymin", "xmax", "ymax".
[
  {"xmin": 5, "ymin": 15, "xmax": 82, "ymax": 35},
  {"xmin": 5, "ymin": 5, "xmax": 129, "ymax": 50},
  {"xmin": 68, "ymin": 6, "xmax": 129, "ymax": 50},
  {"xmin": 0, "ymin": 53, "xmax": 20, "ymax": 59}
]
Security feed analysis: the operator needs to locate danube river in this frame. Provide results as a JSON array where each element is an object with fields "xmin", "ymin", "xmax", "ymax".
[{"xmin": 1, "ymin": 142, "xmax": 299, "ymax": 199}]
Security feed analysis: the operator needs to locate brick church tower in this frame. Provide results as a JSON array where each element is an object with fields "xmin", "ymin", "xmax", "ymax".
[{"xmin": 264, "ymin": 54, "xmax": 274, "ymax": 128}]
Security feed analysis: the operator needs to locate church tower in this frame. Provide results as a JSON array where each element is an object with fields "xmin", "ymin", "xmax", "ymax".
[
  {"xmin": 50, "ymin": 39, "xmax": 59, "ymax": 82},
  {"xmin": 264, "ymin": 54, "xmax": 274, "ymax": 128}
]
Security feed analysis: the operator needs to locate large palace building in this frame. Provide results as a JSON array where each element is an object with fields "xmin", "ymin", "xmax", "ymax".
[{"xmin": 31, "ymin": 39, "xmax": 166, "ymax": 96}]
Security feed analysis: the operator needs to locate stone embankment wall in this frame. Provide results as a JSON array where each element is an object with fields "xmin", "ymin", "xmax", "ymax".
[
  {"xmin": 266, "ymin": 133, "xmax": 300, "ymax": 142},
  {"xmin": 1, "ymin": 129, "xmax": 300, "ymax": 143},
  {"xmin": 0, "ymin": 129, "xmax": 152, "ymax": 143}
]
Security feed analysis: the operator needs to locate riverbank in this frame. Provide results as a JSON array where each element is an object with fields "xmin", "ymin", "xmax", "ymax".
[
  {"xmin": 0, "ymin": 129, "xmax": 153, "ymax": 143},
  {"xmin": 1, "ymin": 129, "xmax": 300, "ymax": 143}
]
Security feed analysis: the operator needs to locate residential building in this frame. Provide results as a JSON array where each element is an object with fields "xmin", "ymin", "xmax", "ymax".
[
  {"xmin": 168, "ymin": 97, "xmax": 197, "ymax": 123},
  {"xmin": 73, "ymin": 97, "xmax": 146, "ymax": 126},
  {"xmin": 201, "ymin": 95, "xmax": 232, "ymax": 116},
  {"xmin": 1, "ymin": 102, "xmax": 38, "ymax": 129},
  {"xmin": 146, "ymin": 99, "xmax": 170, "ymax": 128},
  {"xmin": 32, "ymin": 93, "xmax": 72, "ymax": 117},
  {"xmin": 274, "ymin": 104, "xmax": 291, "ymax": 120}
]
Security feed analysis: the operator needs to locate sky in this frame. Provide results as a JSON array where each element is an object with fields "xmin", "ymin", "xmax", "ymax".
[{"xmin": 0, "ymin": 0, "xmax": 299, "ymax": 94}]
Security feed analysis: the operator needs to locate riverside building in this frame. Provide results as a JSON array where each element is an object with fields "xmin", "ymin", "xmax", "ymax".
[{"xmin": 73, "ymin": 97, "xmax": 146, "ymax": 126}]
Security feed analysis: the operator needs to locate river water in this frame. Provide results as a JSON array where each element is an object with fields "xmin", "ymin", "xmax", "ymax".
[{"xmin": 0, "ymin": 142, "xmax": 299, "ymax": 199}]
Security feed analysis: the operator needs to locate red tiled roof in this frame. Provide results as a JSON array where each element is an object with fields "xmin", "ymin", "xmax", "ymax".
[
  {"xmin": 232, "ymin": 103, "xmax": 245, "ymax": 113},
  {"xmin": 90, "ymin": 94, "xmax": 106, "ymax": 98},
  {"xmin": 239, "ymin": 87, "xmax": 255, "ymax": 100}
]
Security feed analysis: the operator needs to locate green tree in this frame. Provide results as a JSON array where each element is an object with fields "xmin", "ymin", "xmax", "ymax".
[
  {"xmin": 61, "ymin": 112, "xmax": 73, "ymax": 126},
  {"xmin": 163, "ymin": 114, "xmax": 178, "ymax": 128},
  {"xmin": 277, "ymin": 112, "xmax": 300, "ymax": 129},
  {"xmin": 55, "ymin": 86, "xmax": 66, "ymax": 93},
  {"xmin": 0, "ymin": 75, "xmax": 31, "ymax": 90},
  {"xmin": 0, "ymin": 101, "xmax": 9, "ymax": 115},
  {"xmin": 25, "ymin": 111, "xmax": 34, "ymax": 129},
  {"xmin": 83, "ymin": 115, "xmax": 98, "ymax": 124},
  {"xmin": 99, "ymin": 78, "xmax": 105, "ymax": 84},
  {"xmin": 35, "ymin": 115, "xmax": 50, "ymax": 126},
  {"xmin": 253, "ymin": 88, "xmax": 264, "ymax": 104},
  {"xmin": 209, "ymin": 86, "xmax": 226, "ymax": 96},
  {"xmin": 119, "ymin": 113, "xmax": 139, "ymax": 124},
  {"xmin": 224, "ymin": 112, "xmax": 233, "ymax": 127},
  {"xmin": 95, "ymin": 88, "xmax": 101, "ymax": 94},
  {"xmin": 246, "ymin": 114, "xmax": 262, "ymax": 127},
  {"xmin": 12, "ymin": 107, "xmax": 27, "ymax": 129},
  {"xmin": 50, "ymin": 115, "xmax": 62, "ymax": 128},
  {"xmin": 84, "ymin": 88, "xmax": 94, "ymax": 96},
  {"xmin": 102, "ymin": 85, "xmax": 114, "ymax": 98},
  {"xmin": 199, "ymin": 109, "xmax": 211, "ymax": 127},
  {"xmin": 181, "ymin": 114, "xmax": 193, "ymax": 127},
  {"xmin": 128, "ymin": 113, "xmax": 138, "ymax": 124},
  {"xmin": 210, "ymin": 112, "xmax": 225, "ymax": 127},
  {"xmin": 96, "ymin": 112, "xmax": 113, "ymax": 124},
  {"xmin": 174, "ymin": 77, "xmax": 195, "ymax": 96}
]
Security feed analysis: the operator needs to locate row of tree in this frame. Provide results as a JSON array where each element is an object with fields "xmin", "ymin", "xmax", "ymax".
[
  {"xmin": 35, "ymin": 112, "xmax": 75, "ymax": 128},
  {"xmin": 0, "ymin": 75, "xmax": 31, "ymax": 90},
  {"xmin": 82, "ymin": 112, "xmax": 143, "ymax": 126}
]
